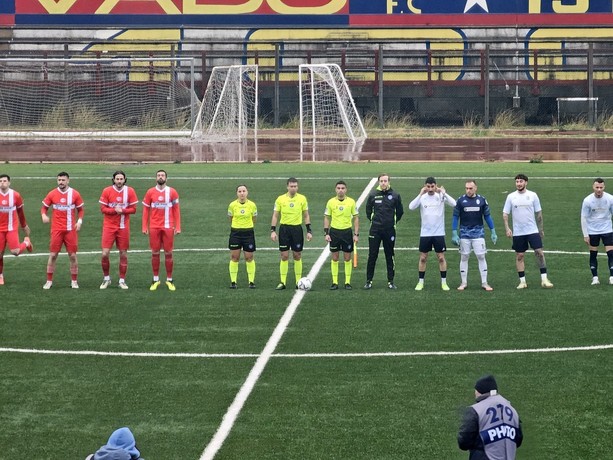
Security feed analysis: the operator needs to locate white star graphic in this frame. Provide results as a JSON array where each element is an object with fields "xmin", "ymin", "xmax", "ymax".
[{"xmin": 464, "ymin": 0, "xmax": 489, "ymax": 13}]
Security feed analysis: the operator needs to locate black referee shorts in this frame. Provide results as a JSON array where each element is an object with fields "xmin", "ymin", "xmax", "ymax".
[
  {"xmin": 329, "ymin": 228, "xmax": 353, "ymax": 253},
  {"xmin": 229, "ymin": 228, "xmax": 256, "ymax": 252},
  {"xmin": 279, "ymin": 224, "xmax": 304, "ymax": 252}
]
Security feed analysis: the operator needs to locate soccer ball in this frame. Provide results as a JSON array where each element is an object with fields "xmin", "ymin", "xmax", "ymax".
[{"xmin": 297, "ymin": 277, "xmax": 312, "ymax": 291}]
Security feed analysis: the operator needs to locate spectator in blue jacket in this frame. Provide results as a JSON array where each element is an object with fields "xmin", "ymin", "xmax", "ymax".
[{"xmin": 85, "ymin": 427, "xmax": 143, "ymax": 460}]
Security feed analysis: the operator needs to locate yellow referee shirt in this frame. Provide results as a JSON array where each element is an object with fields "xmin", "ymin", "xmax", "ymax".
[
  {"xmin": 228, "ymin": 199, "xmax": 257, "ymax": 229},
  {"xmin": 324, "ymin": 196, "xmax": 358, "ymax": 230},
  {"xmin": 274, "ymin": 193, "xmax": 308, "ymax": 225}
]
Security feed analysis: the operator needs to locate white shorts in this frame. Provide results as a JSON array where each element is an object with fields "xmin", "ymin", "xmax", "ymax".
[{"xmin": 459, "ymin": 238, "xmax": 487, "ymax": 256}]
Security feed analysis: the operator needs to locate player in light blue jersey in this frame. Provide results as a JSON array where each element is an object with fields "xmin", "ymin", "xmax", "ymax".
[
  {"xmin": 452, "ymin": 180, "xmax": 497, "ymax": 291},
  {"xmin": 580, "ymin": 178, "xmax": 613, "ymax": 285}
]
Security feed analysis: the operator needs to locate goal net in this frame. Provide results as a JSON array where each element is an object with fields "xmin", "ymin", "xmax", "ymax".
[
  {"xmin": 191, "ymin": 65, "xmax": 258, "ymax": 143},
  {"xmin": 0, "ymin": 57, "xmax": 198, "ymax": 136},
  {"xmin": 299, "ymin": 63, "xmax": 367, "ymax": 145}
]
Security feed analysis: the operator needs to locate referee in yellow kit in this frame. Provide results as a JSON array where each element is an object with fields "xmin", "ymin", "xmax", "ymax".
[
  {"xmin": 228, "ymin": 184, "xmax": 257, "ymax": 289},
  {"xmin": 270, "ymin": 177, "xmax": 312, "ymax": 289},
  {"xmin": 324, "ymin": 180, "xmax": 359, "ymax": 290}
]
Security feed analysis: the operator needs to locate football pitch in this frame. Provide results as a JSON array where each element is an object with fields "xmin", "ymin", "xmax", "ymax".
[{"xmin": 0, "ymin": 161, "xmax": 611, "ymax": 459}]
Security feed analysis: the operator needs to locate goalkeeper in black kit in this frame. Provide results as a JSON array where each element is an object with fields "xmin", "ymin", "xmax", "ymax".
[{"xmin": 364, "ymin": 173, "xmax": 404, "ymax": 290}]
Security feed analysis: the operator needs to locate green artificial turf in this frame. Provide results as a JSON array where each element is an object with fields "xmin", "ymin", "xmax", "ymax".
[{"xmin": 0, "ymin": 162, "xmax": 611, "ymax": 458}]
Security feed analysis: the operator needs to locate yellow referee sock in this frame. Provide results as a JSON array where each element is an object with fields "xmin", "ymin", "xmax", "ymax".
[
  {"xmin": 229, "ymin": 260, "xmax": 239, "ymax": 283},
  {"xmin": 294, "ymin": 258, "xmax": 303, "ymax": 284},
  {"xmin": 344, "ymin": 260, "xmax": 352, "ymax": 284},
  {"xmin": 280, "ymin": 260, "xmax": 289, "ymax": 285},
  {"xmin": 246, "ymin": 260, "xmax": 256, "ymax": 284},
  {"xmin": 331, "ymin": 260, "xmax": 339, "ymax": 284}
]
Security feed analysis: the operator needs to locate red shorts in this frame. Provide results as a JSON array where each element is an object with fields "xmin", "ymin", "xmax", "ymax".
[
  {"xmin": 50, "ymin": 229, "xmax": 78, "ymax": 253},
  {"xmin": 0, "ymin": 230, "xmax": 20, "ymax": 252},
  {"xmin": 149, "ymin": 228, "xmax": 174, "ymax": 252},
  {"xmin": 102, "ymin": 227, "xmax": 130, "ymax": 251}
]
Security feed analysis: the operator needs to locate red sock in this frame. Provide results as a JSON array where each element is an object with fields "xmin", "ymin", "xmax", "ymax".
[
  {"xmin": 101, "ymin": 255, "xmax": 110, "ymax": 277},
  {"xmin": 165, "ymin": 253, "xmax": 173, "ymax": 279},
  {"xmin": 47, "ymin": 271, "xmax": 54, "ymax": 282},
  {"xmin": 70, "ymin": 266, "xmax": 78, "ymax": 281},
  {"xmin": 119, "ymin": 254, "xmax": 128, "ymax": 279},
  {"xmin": 152, "ymin": 253, "xmax": 160, "ymax": 277},
  {"xmin": 17, "ymin": 242, "xmax": 26, "ymax": 255},
  {"xmin": 0, "ymin": 258, "xmax": 3, "ymax": 274}
]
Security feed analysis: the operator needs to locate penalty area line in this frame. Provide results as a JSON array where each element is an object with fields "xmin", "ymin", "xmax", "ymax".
[{"xmin": 198, "ymin": 176, "xmax": 378, "ymax": 460}]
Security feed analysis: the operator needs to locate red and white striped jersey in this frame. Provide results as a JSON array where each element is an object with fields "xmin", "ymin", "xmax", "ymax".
[
  {"xmin": 42, "ymin": 187, "xmax": 84, "ymax": 231},
  {"xmin": 0, "ymin": 188, "xmax": 26, "ymax": 232},
  {"xmin": 99, "ymin": 185, "xmax": 139, "ymax": 230},
  {"xmin": 142, "ymin": 186, "xmax": 181, "ymax": 231}
]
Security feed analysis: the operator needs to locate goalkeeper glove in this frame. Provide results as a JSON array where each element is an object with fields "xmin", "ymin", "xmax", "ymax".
[
  {"xmin": 491, "ymin": 229, "xmax": 498, "ymax": 245},
  {"xmin": 451, "ymin": 230, "xmax": 460, "ymax": 246}
]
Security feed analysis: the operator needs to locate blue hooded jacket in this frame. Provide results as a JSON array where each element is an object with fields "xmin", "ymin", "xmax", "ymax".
[
  {"xmin": 88, "ymin": 427, "xmax": 141, "ymax": 460},
  {"xmin": 106, "ymin": 427, "xmax": 140, "ymax": 459},
  {"xmin": 92, "ymin": 446, "xmax": 130, "ymax": 460}
]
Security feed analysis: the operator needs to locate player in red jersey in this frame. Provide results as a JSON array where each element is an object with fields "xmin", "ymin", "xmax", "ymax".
[
  {"xmin": 41, "ymin": 172, "xmax": 84, "ymax": 289},
  {"xmin": 99, "ymin": 170, "xmax": 139, "ymax": 290},
  {"xmin": 142, "ymin": 169, "xmax": 181, "ymax": 291},
  {"xmin": 0, "ymin": 174, "xmax": 33, "ymax": 285}
]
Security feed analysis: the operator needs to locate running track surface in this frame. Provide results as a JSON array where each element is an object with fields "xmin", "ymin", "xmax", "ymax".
[{"xmin": 1, "ymin": 134, "xmax": 612, "ymax": 162}]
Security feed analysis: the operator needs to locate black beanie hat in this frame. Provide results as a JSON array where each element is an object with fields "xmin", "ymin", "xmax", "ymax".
[{"xmin": 475, "ymin": 375, "xmax": 498, "ymax": 394}]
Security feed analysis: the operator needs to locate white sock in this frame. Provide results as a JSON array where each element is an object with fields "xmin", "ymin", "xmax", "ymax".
[
  {"xmin": 477, "ymin": 254, "xmax": 488, "ymax": 284},
  {"xmin": 460, "ymin": 255, "xmax": 469, "ymax": 284}
]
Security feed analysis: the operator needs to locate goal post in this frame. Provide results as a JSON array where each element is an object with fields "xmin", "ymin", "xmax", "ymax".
[
  {"xmin": 191, "ymin": 65, "xmax": 258, "ymax": 143},
  {"xmin": 0, "ymin": 57, "xmax": 198, "ymax": 136},
  {"xmin": 556, "ymin": 97, "xmax": 599, "ymax": 128},
  {"xmin": 299, "ymin": 63, "xmax": 367, "ymax": 145}
]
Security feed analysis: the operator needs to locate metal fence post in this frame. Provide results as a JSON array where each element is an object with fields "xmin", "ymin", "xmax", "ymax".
[
  {"xmin": 378, "ymin": 44, "xmax": 384, "ymax": 128},
  {"xmin": 588, "ymin": 43, "xmax": 595, "ymax": 127},
  {"xmin": 484, "ymin": 44, "xmax": 490, "ymax": 129},
  {"xmin": 274, "ymin": 43, "xmax": 280, "ymax": 128},
  {"xmin": 190, "ymin": 58, "xmax": 195, "ymax": 132}
]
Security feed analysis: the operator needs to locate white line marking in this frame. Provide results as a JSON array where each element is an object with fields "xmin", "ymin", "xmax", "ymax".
[
  {"xmin": 4, "ymin": 246, "xmax": 599, "ymax": 260},
  {"xmin": 198, "ymin": 177, "xmax": 378, "ymax": 460},
  {"xmin": 1, "ymin": 344, "xmax": 611, "ymax": 359},
  {"xmin": 273, "ymin": 344, "xmax": 613, "ymax": 357},
  {"xmin": 14, "ymin": 176, "xmax": 613, "ymax": 181},
  {"xmin": 0, "ymin": 348, "xmax": 258, "ymax": 358}
]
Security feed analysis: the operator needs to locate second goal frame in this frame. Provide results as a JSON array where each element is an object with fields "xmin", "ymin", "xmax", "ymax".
[
  {"xmin": 556, "ymin": 97, "xmax": 598, "ymax": 128},
  {"xmin": 299, "ymin": 63, "xmax": 367, "ymax": 146}
]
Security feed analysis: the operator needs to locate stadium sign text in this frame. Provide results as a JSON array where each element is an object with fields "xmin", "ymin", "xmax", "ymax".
[
  {"xmin": 28, "ymin": 0, "xmax": 348, "ymax": 15},
  {"xmin": 4, "ymin": 0, "xmax": 613, "ymax": 27}
]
